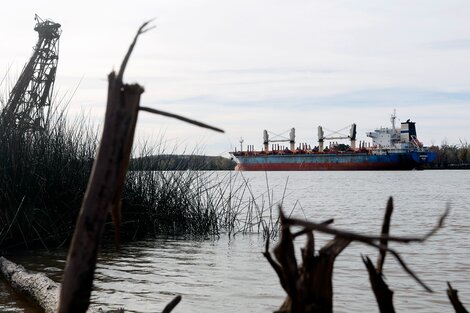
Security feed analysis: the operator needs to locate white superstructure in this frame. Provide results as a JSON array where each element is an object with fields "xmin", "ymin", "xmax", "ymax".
[{"xmin": 366, "ymin": 112, "xmax": 423, "ymax": 151}]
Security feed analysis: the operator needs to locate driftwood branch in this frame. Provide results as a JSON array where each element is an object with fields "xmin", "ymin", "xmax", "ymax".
[
  {"xmin": 0, "ymin": 257, "xmax": 105, "ymax": 313},
  {"xmin": 1, "ymin": 256, "xmax": 61, "ymax": 313},
  {"xmin": 447, "ymin": 282, "xmax": 469, "ymax": 313}
]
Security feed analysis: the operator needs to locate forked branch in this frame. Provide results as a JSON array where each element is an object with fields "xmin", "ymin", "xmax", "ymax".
[
  {"xmin": 283, "ymin": 205, "xmax": 448, "ymax": 245},
  {"xmin": 265, "ymin": 198, "xmax": 450, "ymax": 313},
  {"xmin": 283, "ymin": 205, "xmax": 448, "ymax": 293}
]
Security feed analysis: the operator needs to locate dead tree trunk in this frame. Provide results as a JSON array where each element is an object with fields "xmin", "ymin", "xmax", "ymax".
[
  {"xmin": 57, "ymin": 26, "xmax": 146, "ymax": 313},
  {"xmin": 362, "ymin": 256, "xmax": 395, "ymax": 313},
  {"xmin": 57, "ymin": 21, "xmax": 221, "ymax": 313},
  {"xmin": 264, "ymin": 212, "xmax": 350, "ymax": 313},
  {"xmin": 58, "ymin": 76, "xmax": 142, "ymax": 312},
  {"xmin": 267, "ymin": 199, "xmax": 448, "ymax": 313}
]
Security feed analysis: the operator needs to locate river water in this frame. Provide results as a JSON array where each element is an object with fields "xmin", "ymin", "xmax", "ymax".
[{"xmin": 1, "ymin": 170, "xmax": 469, "ymax": 312}]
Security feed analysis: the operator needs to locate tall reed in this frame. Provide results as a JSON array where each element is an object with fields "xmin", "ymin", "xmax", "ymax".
[
  {"xmin": 0, "ymin": 111, "xmax": 97, "ymax": 249},
  {"xmin": 0, "ymin": 67, "xmax": 289, "ymax": 250},
  {"xmin": 0, "ymin": 103, "xmax": 285, "ymax": 250}
]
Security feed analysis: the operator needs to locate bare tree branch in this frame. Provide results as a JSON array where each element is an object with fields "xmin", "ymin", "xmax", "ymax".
[
  {"xmin": 139, "ymin": 106, "xmax": 224, "ymax": 133},
  {"xmin": 447, "ymin": 282, "xmax": 469, "ymax": 313},
  {"xmin": 118, "ymin": 20, "xmax": 155, "ymax": 81},
  {"xmin": 284, "ymin": 205, "xmax": 448, "ymax": 244},
  {"xmin": 363, "ymin": 255, "xmax": 395, "ymax": 313},
  {"xmin": 363, "ymin": 237, "xmax": 433, "ymax": 292},
  {"xmin": 273, "ymin": 211, "xmax": 299, "ymax": 298},
  {"xmin": 263, "ymin": 234, "xmax": 288, "ymax": 293},
  {"xmin": 293, "ymin": 218, "xmax": 334, "ymax": 238},
  {"xmin": 282, "ymin": 205, "xmax": 450, "ymax": 292},
  {"xmin": 162, "ymin": 295, "xmax": 182, "ymax": 313},
  {"xmin": 377, "ymin": 197, "xmax": 394, "ymax": 274}
]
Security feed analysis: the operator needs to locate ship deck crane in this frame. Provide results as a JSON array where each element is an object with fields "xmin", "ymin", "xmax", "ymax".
[
  {"xmin": 263, "ymin": 128, "xmax": 296, "ymax": 151},
  {"xmin": 318, "ymin": 124, "xmax": 357, "ymax": 152}
]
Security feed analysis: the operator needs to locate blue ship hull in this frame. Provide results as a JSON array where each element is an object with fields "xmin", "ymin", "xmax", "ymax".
[{"xmin": 231, "ymin": 150, "xmax": 436, "ymax": 171}]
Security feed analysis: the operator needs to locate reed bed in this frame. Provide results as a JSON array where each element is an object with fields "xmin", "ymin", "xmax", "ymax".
[
  {"xmin": 119, "ymin": 168, "xmax": 286, "ymax": 240},
  {"xmin": 0, "ymin": 106, "xmax": 284, "ymax": 250},
  {"xmin": 0, "ymin": 112, "xmax": 97, "ymax": 250}
]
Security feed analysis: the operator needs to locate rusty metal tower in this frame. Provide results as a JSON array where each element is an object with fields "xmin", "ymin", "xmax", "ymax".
[{"xmin": 1, "ymin": 15, "xmax": 61, "ymax": 131}]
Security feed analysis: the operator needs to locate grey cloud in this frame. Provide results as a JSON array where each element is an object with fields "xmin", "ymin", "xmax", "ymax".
[{"xmin": 424, "ymin": 39, "xmax": 470, "ymax": 50}]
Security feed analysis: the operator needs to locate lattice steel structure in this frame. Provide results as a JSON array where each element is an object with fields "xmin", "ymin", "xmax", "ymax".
[{"xmin": 1, "ymin": 15, "xmax": 61, "ymax": 131}]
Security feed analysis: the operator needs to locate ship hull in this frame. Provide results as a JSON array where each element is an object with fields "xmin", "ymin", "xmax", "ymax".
[{"xmin": 231, "ymin": 151, "xmax": 436, "ymax": 171}]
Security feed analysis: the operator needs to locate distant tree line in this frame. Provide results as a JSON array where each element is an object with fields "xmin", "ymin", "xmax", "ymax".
[
  {"xmin": 429, "ymin": 143, "xmax": 470, "ymax": 169},
  {"xmin": 130, "ymin": 154, "xmax": 236, "ymax": 171},
  {"xmin": 129, "ymin": 144, "xmax": 470, "ymax": 171}
]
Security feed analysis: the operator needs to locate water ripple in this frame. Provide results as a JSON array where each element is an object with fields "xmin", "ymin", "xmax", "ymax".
[{"xmin": 1, "ymin": 170, "xmax": 469, "ymax": 312}]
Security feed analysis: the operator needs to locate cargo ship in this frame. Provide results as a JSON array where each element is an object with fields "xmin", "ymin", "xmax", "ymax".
[{"xmin": 230, "ymin": 113, "xmax": 436, "ymax": 171}]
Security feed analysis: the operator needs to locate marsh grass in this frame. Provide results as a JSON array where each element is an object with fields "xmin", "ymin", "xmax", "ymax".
[
  {"xmin": 0, "ymin": 110, "xmax": 97, "ymax": 249},
  {"xmin": 118, "ymin": 167, "xmax": 286, "ymax": 241},
  {"xmin": 0, "ymin": 101, "xmax": 284, "ymax": 250}
]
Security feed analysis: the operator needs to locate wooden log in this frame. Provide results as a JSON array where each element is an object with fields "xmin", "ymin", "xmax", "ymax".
[{"xmin": 0, "ymin": 256, "xmax": 103, "ymax": 313}]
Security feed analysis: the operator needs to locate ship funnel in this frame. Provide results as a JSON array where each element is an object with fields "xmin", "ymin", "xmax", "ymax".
[
  {"xmin": 318, "ymin": 126, "xmax": 324, "ymax": 152},
  {"xmin": 263, "ymin": 130, "xmax": 269, "ymax": 151},
  {"xmin": 290, "ymin": 128, "xmax": 295, "ymax": 151},
  {"xmin": 400, "ymin": 120, "xmax": 417, "ymax": 144}
]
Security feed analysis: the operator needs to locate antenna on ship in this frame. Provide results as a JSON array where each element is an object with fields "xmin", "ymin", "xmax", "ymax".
[{"xmin": 239, "ymin": 137, "xmax": 244, "ymax": 152}]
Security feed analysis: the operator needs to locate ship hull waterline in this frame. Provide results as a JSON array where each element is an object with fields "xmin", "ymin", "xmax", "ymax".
[{"xmin": 231, "ymin": 151, "xmax": 435, "ymax": 171}]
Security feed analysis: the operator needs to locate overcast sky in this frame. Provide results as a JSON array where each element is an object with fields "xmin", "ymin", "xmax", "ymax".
[{"xmin": 1, "ymin": 1, "xmax": 470, "ymax": 156}]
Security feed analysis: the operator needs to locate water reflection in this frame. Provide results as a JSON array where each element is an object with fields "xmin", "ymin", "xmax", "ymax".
[
  {"xmin": 90, "ymin": 236, "xmax": 283, "ymax": 313},
  {"xmin": 1, "ymin": 170, "xmax": 469, "ymax": 312}
]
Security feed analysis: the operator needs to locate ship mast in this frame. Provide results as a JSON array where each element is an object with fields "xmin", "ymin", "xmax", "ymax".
[{"xmin": 391, "ymin": 109, "xmax": 397, "ymax": 131}]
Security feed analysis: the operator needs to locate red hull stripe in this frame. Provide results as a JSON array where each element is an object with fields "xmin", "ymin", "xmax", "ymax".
[{"xmin": 235, "ymin": 162, "xmax": 415, "ymax": 171}]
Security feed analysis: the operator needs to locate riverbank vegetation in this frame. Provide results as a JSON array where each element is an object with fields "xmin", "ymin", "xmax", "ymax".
[
  {"xmin": 0, "ymin": 113, "xmax": 96, "ymax": 250},
  {"xmin": 130, "ymin": 154, "xmax": 235, "ymax": 171},
  {"xmin": 1, "ymin": 104, "xmax": 468, "ymax": 251},
  {"xmin": 0, "ymin": 108, "xmax": 274, "ymax": 252},
  {"xmin": 2, "ymin": 21, "xmax": 469, "ymax": 313},
  {"xmin": 429, "ymin": 143, "xmax": 470, "ymax": 169}
]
